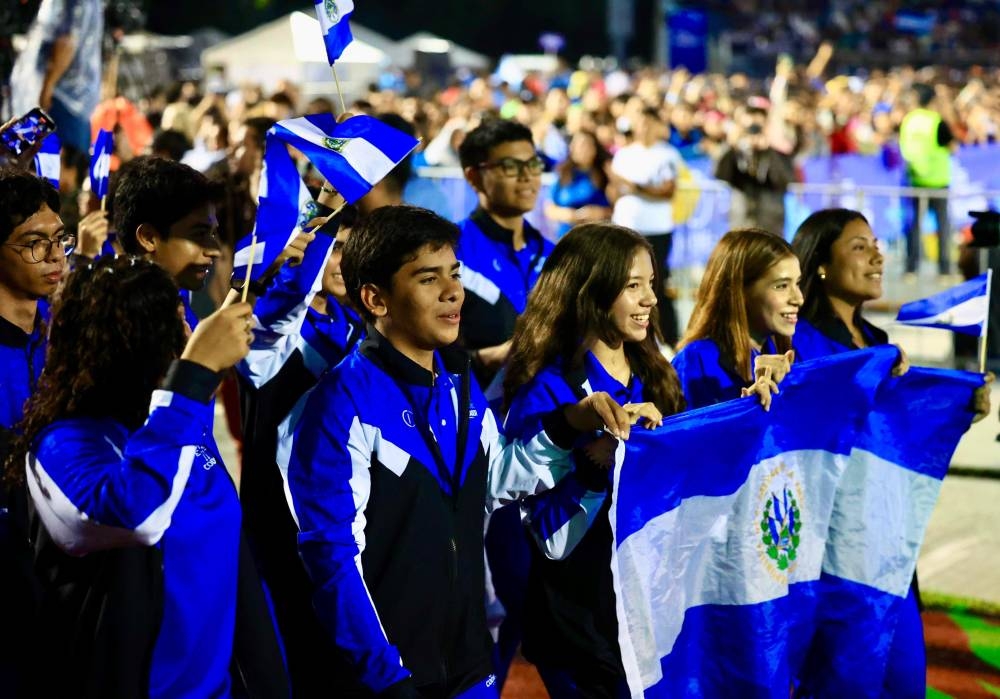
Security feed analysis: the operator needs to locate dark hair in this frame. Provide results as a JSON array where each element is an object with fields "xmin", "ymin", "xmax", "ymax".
[
  {"xmin": 558, "ymin": 129, "xmax": 610, "ymax": 191},
  {"xmin": 504, "ymin": 223, "xmax": 685, "ymax": 416},
  {"xmin": 4, "ymin": 256, "xmax": 186, "ymax": 484},
  {"xmin": 458, "ymin": 118, "xmax": 534, "ymax": 169},
  {"xmin": 791, "ymin": 208, "xmax": 870, "ymax": 323},
  {"xmin": 341, "ymin": 205, "xmax": 460, "ymax": 322},
  {"xmin": 243, "ymin": 116, "xmax": 277, "ymax": 151},
  {"xmin": 375, "ymin": 112, "xmax": 416, "ymax": 194},
  {"xmin": 151, "ymin": 129, "xmax": 192, "ymax": 162},
  {"xmin": 0, "ymin": 168, "xmax": 61, "ymax": 245},
  {"xmin": 112, "ymin": 156, "xmax": 222, "ymax": 254},
  {"xmin": 679, "ymin": 228, "xmax": 795, "ymax": 382},
  {"xmin": 913, "ymin": 83, "xmax": 935, "ymax": 107}
]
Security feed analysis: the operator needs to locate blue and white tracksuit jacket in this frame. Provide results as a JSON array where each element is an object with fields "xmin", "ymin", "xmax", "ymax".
[
  {"xmin": 502, "ymin": 352, "xmax": 635, "ymax": 679},
  {"xmin": 278, "ymin": 330, "xmax": 586, "ymax": 696},
  {"xmin": 24, "ymin": 362, "xmax": 241, "ymax": 698}
]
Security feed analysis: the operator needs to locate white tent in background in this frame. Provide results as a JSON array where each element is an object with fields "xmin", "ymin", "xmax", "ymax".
[
  {"xmin": 394, "ymin": 32, "xmax": 491, "ymax": 70},
  {"xmin": 201, "ymin": 11, "xmax": 392, "ymax": 100}
]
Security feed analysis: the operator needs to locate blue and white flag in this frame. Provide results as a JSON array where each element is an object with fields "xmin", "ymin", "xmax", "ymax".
[
  {"xmin": 895, "ymin": 270, "xmax": 992, "ymax": 336},
  {"xmin": 611, "ymin": 346, "xmax": 980, "ymax": 698},
  {"xmin": 314, "ymin": 0, "xmax": 354, "ymax": 64},
  {"xmin": 232, "ymin": 138, "xmax": 317, "ymax": 284},
  {"xmin": 89, "ymin": 129, "xmax": 113, "ymax": 200},
  {"xmin": 270, "ymin": 114, "xmax": 419, "ymax": 204},
  {"xmin": 33, "ymin": 132, "xmax": 60, "ymax": 190}
]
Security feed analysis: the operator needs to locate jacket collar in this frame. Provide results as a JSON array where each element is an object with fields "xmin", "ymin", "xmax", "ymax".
[
  {"xmin": 360, "ymin": 325, "xmax": 470, "ymax": 386},
  {"xmin": 0, "ymin": 306, "xmax": 42, "ymax": 349},
  {"xmin": 810, "ymin": 312, "xmax": 888, "ymax": 350},
  {"xmin": 470, "ymin": 207, "xmax": 541, "ymax": 248}
]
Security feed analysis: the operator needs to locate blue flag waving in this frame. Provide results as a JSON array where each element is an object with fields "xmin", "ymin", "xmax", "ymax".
[
  {"xmin": 314, "ymin": 0, "xmax": 354, "ymax": 64},
  {"xmin": 611, "ymin": 347, "xmax": 981, "ymax": 698},
  {"xmin": 270, "ymin": 114, "xmax": 419, "ymax": 204},
  {"xmin": 231, "ymin": 137, "xmax": 316, "ymax": 284},
  {"xmin": 895, "ymin": 271, "xmax": 992, "ymax": 336},
  {"xmin": 89, "ymin": 129, "xmax": 113, "ymax": 201}
]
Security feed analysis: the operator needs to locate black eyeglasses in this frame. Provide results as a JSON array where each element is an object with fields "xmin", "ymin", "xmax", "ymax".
[
  {"xmin": 5, "ymin": 233, "xmax": 76, "ymax": 263},
  {"xmin": 477, "ymin": 156, "xmax": 545, "ymax": 178}
]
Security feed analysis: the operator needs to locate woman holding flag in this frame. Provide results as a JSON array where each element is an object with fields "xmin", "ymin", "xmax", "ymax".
[
  {"xmin": 672, "ymin": 227, "xmax": 801, "ymax": 410},
  {"xmin": 791, "ymin": 207, "xmax": 991, "ymax": 699},
  {"xmin": 501, "ymin": 222, "xmax": 682, "ymax": 697}
]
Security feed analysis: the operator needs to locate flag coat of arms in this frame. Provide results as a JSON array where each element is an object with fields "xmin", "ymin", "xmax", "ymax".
[{"xmin": 611, "ymin": 346, "xmax": 980, "ymax": 698}]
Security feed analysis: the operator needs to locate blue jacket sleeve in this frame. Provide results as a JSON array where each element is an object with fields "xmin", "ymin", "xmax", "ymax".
[
  {"xmin": 240, "ymin": 236, "xmax": 335, "ymax": 388},
  {"xmin": 25, "ymin": 388, "xmax": 216, "ymax": 556},
  {"xmin": 500, "ymin": 373, "xmax": 609, "ymax": 560},
  {"xmin": 283, "ymin": 375, "xmax": 410, "ymax": 692}
]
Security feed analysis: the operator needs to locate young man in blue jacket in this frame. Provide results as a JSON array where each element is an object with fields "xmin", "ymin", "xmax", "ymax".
[{"xmin": 281, "ymin": 205, "xmax": 633, "ymax": 698}]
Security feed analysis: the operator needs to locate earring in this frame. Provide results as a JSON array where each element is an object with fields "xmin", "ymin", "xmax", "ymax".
[{"xmin": 819, "ymin": 272, "xmax": 826, "ymax": 280}]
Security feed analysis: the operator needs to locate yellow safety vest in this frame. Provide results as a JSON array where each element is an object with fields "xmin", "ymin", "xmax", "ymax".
[{"xmin": 899, "ymin": 108, "xmax": 951, "ymax": 188}]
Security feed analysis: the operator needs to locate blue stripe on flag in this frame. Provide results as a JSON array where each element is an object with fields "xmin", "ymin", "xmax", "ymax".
[
  {"xmin": 34, "ymin": 132, "xmax": 60, "ymax": 190},
  {"xmin": 314, "ymin": 0, "xmax": 355, "ymax": 64}
]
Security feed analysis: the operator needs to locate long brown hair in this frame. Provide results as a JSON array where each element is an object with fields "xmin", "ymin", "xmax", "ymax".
[
  {"xmin": 678, "ymin": 228, "xmax": 795, "ymax": 382},
  {"xmin": 557, "ymin": 129, "xmax": 610, "ymax": 193},
  {"xmin": 5, "ymin": 256, "xmax": 186, "ymax": 484},
  {"xmin": 503, "ymin": 223, "xmax": 685, "ymax": 415}
]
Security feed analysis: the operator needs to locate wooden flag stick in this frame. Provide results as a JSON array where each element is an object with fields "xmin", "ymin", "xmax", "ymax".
[
  {"xmin": 332, "ymin": 64, "xmax": 347, "ymax": 115},
  {"xmin": 100, "ymin": 195, "xmax": 107, "ymax": 212},
  {"xmin": 241, "ymin": 234, "xmax": 258, "ymax": 303},
  {"xmin": 980, "ymin": 268, "xmax": 993, "ymax": 374}
]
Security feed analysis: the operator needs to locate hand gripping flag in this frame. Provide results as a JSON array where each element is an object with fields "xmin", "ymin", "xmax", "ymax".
[
  {"xmin": 611, "ymin": 346, "xmax": 981, "ymax": 698},
  {"xmin": 895, "ymin": 270, "xmax": 992, "ymax": 336},
  {"xmin": 89, "ymin": 129, "xmax": 113, "ymax": 201},
  {"xmin": 314, "ymin": 0, "xmax": 355, "ymax": 64},
  {"xmin": 231, "ymin": 138, "xmax": 317, "ymax": 284},
  {"xmin": 34, "ymin": 132, "xmax": 60, "ymax": 190},
  {"xmin": 270, "ymin": 113, "xmax": 419, "ymax": 204}
]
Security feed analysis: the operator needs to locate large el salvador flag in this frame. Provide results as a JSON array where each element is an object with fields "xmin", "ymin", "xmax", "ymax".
[
  {"xmin": 612, "ymin": 346, "xmax": 981, "ymax": 698},
  {"xmin": 270, "ymin": 113, "xmax": 419, "ymax": 204},
  {"xmin": 896, "ymin": 270, "xmax": 992, "ymax": 336},
  {"xmin": 314, "ymin": 0, "xmax": 354, "ymax": 64}
]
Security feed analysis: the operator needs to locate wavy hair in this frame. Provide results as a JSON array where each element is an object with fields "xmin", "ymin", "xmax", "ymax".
[
  {"xmin": 791, "ymin": 208, "xmax": 870, "ymax": 324},
  {"xmin": 5, "ymin": 256, "xmax": 186, "ymax": 484},
  {"xmin": 679, "ymin": 228, "xmax": 795, "ymax": 382},
  {"xmin": 557, "ymin": 129, "xmax": 610, "ymax": 193},
  {"xmin": 503, "ymin": 223, "xmax": 685, "ymax": 415}
]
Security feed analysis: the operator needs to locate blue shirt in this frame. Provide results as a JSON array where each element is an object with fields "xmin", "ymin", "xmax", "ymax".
[
  {"xmin": 0, "ymin": 304, "xmax": 47, "ymax": 435},
  {"xmin": 672, "ymin": 336, "xmax": 778, "ymax": 410},
  {"xmin": 793, "ymin": 315, "xmax": 889, "ymax": 362},
  {"xmin": 548, "ymin": 170, "xmax": 611, "ymax": 239}
]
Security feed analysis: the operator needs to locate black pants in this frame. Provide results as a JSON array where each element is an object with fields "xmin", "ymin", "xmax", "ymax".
[
  {"xmin": 646, "ymin": 232, "xmax": 680, "ymax": 346},
  {"xmin": 906, "ymin": 194, "xmax": 950, "ymax": 274}
]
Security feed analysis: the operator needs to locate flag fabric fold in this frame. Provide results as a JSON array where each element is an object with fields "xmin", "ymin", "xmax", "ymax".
[
  {"xmin": 89, "ymin": 129, "xmax": 113, "ymax": 200},
  {"xmin": 34, "ymin": 132, "xmax": 60, "ymax": 190},
  {"xmin": 895, "ymin": 271, "xmax": 991, "ymax": 336},
  {"xmin": 231, "ymin": 138, "xmax": 316, "ymax": 284},
  {"xmin": 611, "ymin": 346, "xmax": 980, "ymax": 698},
  {"xmin": 269, "ymin": 113, "xmax": 419, "ymax": 204},
  {"xmin": 314, "ymin": 0, "xmax": 355, "ymax": 64}
]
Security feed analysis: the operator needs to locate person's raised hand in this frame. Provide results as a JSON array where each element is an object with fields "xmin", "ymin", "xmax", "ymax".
[
  {"xmin": 891, "ymin": 345, "xmax": 910, "ymax": 377},
  {"xmin": 76, "ymin": 210, "xmax": 110, "ymax": 259},
  {"xmin": 742, "ymin": 365, "xmax": 779, "ymax": 411},
  {"xmin": 972, "ymin": 372, "xmax": 994, "ymax": 424},
  {"xmin": 564, "ymin": 391, "xmax": 634, "ymax": 440},
  {"xmin": 624, "ymin": 402, "xmax": 663, "ymax": 429},
  {"xmin": 754, "ymin": 350, "xmax": 794, "ymax": 385},
  {"xmin": 180, "ymin": 302, "xmax": 255, "ymax": 372}
]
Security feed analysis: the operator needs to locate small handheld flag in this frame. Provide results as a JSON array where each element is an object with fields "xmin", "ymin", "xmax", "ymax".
[
  {"xmin": 89, "ymin": 129, "xmax": 113, "ymax": 205},
  {"xmin": 895, "ymin": 271, "xmax": 990, "ymax": 336},
  {"xmin": 314, "ymin": 0, "xmax": 354, "ymax": 65},
  {"xmin": 270, "ymin": 114, "xmax": 419, "ymax": 204},
  {"xmin": 34, "ymin": 132, "xmax": 60, "ymax": 190}
]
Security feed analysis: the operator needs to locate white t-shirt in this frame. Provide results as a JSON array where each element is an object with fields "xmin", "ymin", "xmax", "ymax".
[{"xmin": 610, "ymin": 141, "xmax": 683, "ymax": 235}]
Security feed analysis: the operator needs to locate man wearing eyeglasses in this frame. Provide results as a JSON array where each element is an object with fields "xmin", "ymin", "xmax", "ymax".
[
  {"xmin": 457, "ymin": 119, "xmax": 552, "ymax": 388},
  {"xmin": 0, "ymin": 166, "xmax": 70, "ymax": 694}
]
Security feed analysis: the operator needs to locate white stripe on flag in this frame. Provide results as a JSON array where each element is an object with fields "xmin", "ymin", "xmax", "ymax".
[
  {"xmin": 37, "ymin": 152, "xmax": 60, "ymax": 179},
  {"xmin": 822, "ymin": 449, "xmax": 942, "ymax": 597},
  {"xmin": 897, "ymin": 294, "xmax": 988, "ymax": 331},
  {"xmin": 233, "ymin": 240, "xmax": 267, "ymax": 268},
  {"xmin": 612, "ymin": 449, "xmax": 845, "ymax": 693},
  {"xmin": 278, "ymin": 118, "xmax": 396, "ymax": 187},
  {"xmin": 315, "ymin": 0, "xmax": 355, "ymax": 33}
]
